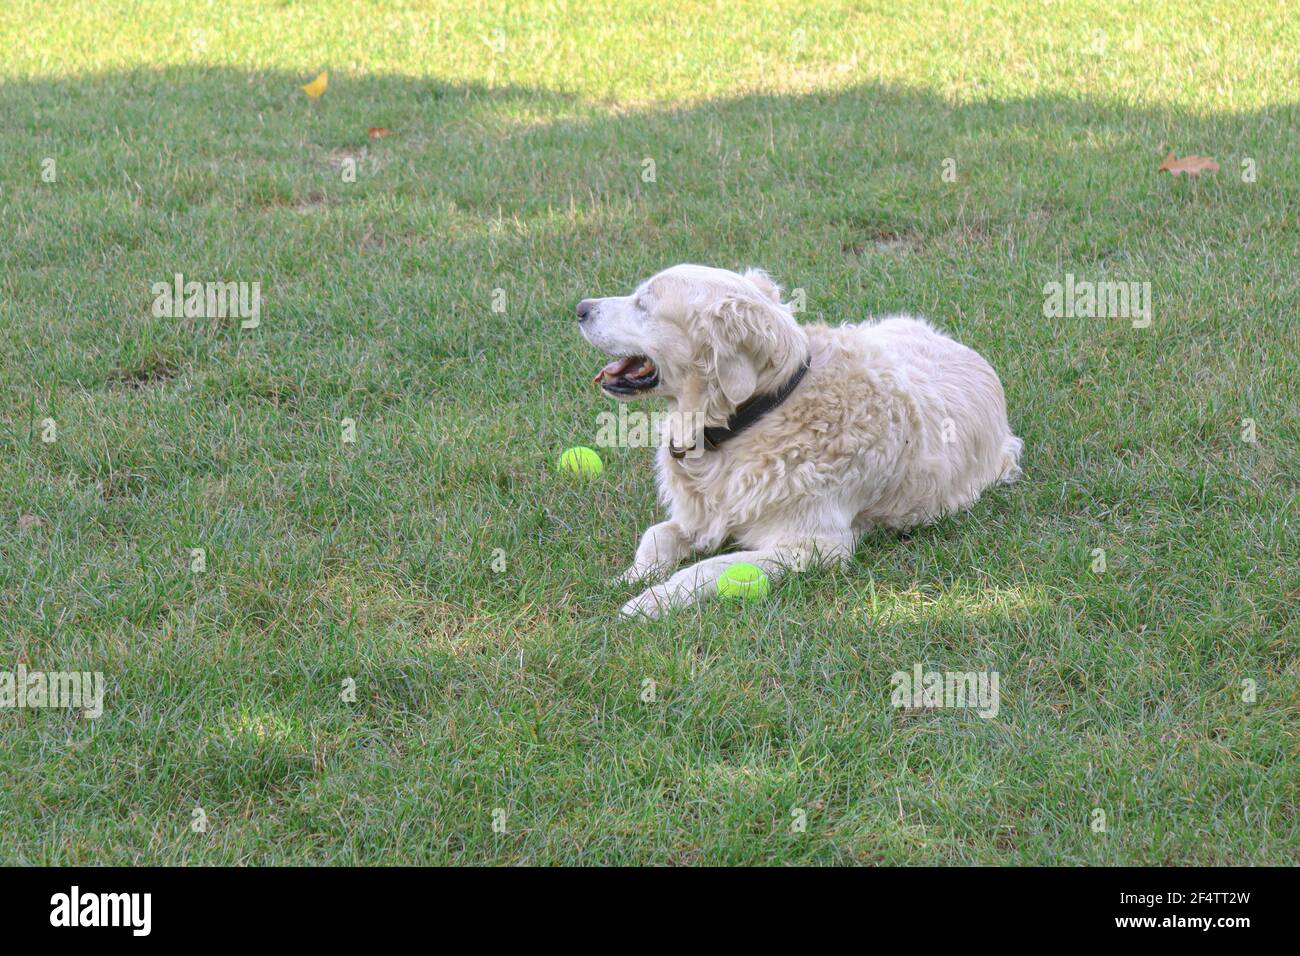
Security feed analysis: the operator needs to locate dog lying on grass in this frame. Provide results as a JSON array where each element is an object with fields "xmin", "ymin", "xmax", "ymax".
[{"xmin": 577, "ymin": 264, "xmax": 1023, "ymax": 618}]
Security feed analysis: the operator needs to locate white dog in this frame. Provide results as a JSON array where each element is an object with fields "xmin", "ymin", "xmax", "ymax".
[{"xmin": 577, "ymin": 264, "xmax": 1022, "ymax": 618}]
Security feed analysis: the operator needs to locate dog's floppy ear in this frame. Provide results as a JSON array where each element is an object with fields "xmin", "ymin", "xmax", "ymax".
[{"xmin": 706, "ymin": 296, "xmax": 761, "ymax": 407}]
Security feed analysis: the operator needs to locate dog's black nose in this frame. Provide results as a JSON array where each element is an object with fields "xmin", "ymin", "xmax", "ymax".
[{"xmin": 576, "ymin": 299, "xmax": 595, "ymax": 322}]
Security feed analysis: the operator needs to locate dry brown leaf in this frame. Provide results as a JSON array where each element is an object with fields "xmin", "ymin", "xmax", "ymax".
[
  {"xmin": 367, "ymin": 127, "xmax": 394, "ymax": 139},
  {"xmin": 301, "ymin": 71, "xmax": 328, "ymax": 99},
  {"xmin": 1157, "ymin": 151, "xmax": 1219, "ymax": 178},
  {"xmin": 18, "ymin": 513, "xmax": 43, "ymax": 530}
]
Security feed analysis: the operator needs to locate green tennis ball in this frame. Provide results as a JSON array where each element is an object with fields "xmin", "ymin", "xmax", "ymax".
[
  {"xmin": 717, "ymin": 562, "xmax": 770, "ymax": 601},
  {"xmin": 558, "ymin": 445, "xmax": 603, "ymax": 478}
]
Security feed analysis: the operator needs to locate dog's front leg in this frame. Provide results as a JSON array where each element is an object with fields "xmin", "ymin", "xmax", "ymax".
[
  {"xmin": 621, "ymin": 536, "xmax": 852, "ymax": 619},
  {"xmin": 617, "ymin": 520, "xmax": 692, "ymax": 585}
]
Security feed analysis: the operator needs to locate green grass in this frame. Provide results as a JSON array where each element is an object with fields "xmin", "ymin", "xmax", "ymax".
[{"xmin": 0, "ymin": 0, "xmax": 1296, "ymax": 864}]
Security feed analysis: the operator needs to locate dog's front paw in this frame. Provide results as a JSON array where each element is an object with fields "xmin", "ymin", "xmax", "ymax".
[
  {"xmin": 620, "ymin": 584, "xmax": 674, "ymax": 619},
  {"xmin": 617, "ymin": 563, "xmax": 670, "ymax": 586},
  {"xmin": 616, "ymin": 565, "xmax": 648, "ymax": 586}
]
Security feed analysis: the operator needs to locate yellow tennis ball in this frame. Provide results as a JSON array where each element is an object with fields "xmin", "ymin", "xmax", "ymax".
[
  {"xmin": 717, "ymin": 562, "xmax": 770, "ymax": 601},
  {"xmin": 558, "ymin": 446, "xmax": 603, "ymax": 478}
]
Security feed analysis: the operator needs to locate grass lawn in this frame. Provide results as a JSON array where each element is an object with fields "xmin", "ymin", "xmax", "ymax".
[{"xmin": 0, "ymin": 0, "xmax": 1296, "ymax": 864}]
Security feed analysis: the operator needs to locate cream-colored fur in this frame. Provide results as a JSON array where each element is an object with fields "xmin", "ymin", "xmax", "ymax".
[{"xmin": 577, "ymin": 263, "xmax": 1023, "ymax": 618}]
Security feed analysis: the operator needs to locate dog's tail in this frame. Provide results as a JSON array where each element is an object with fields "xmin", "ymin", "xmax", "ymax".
[{"xmin": 997, "ymin": 434, "xmax": 1024, "ymax": 484}]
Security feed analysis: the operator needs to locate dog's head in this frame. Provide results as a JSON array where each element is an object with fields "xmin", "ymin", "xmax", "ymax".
[{"xmin": 576, "ymin": 264, "xmax": 808, "ymax": 425}]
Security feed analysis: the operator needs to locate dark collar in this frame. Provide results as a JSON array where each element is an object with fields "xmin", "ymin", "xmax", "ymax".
[{"xmin": 669, "ymin": 355, "xmax": 812, "ymax": 459}]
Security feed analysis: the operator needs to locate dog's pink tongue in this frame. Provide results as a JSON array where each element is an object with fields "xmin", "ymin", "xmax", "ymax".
[{"xmin": 595, "ymin": 356, "xmax": 636, "ymax": 383}]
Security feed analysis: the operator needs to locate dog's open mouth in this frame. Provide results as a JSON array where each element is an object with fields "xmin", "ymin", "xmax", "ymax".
[{"xmin": 594, "ymin": 355, "xmax": 660, "ymax": 395}]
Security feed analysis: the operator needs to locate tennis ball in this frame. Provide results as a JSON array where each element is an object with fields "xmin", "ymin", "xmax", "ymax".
[
  {"xmin": 717, "ymin": 562, "xmax": 770, "ymax": 601},
  {"xmin": 558, "ymin": 446, "xmax": 603, "ymax": 478}
]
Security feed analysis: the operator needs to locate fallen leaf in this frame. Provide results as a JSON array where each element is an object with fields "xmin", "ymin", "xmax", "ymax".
[
  {"xmin": 302, "ymin": 71, "xmax": 329, "ymax": 99},
  {"xmin": 1157, "ymin": 151, "xmax": 1219, "ymax": 178},
  {"xmin": 367, "ymin": 127, "xmax": 394, "ymax": 139},
  {"xmin": 18, "ymin": 513, "xmax": 43, "ymax": 530}
]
